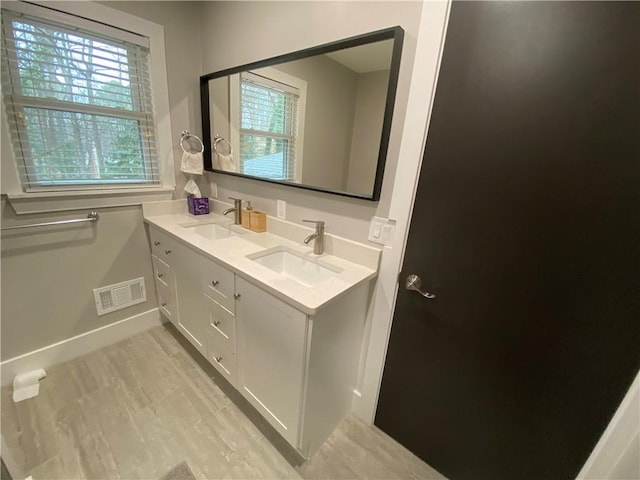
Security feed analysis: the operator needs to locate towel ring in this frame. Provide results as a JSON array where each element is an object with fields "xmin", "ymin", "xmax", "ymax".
[
  {"xmin": 180, "ymin": 130, "xmax": 204, "ymax": 154},
  {"xmin": 213, "ymin": 134, "xmax": 233, "ymax": 155}
]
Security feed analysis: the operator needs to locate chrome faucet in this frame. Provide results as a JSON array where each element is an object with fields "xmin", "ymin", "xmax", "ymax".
[
  {"xmin": 303, "ymin": 220, "xmax": 325, "ymax": 255},
  {"xmin": 223, "ymin": 197, "xmax": 242, "ymax": 225}
]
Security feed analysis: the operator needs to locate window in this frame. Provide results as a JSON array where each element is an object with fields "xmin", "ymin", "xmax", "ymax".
[
  {"xmin": 239, "ymin": 72, "xmax": 301, "ymax": 181},
  {"xmin": 1, "ymin": 5, "xmax": 160, "ymax": 191}
]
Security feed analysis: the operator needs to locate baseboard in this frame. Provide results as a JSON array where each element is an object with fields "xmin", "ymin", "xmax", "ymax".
[
  {"xmin": 577, "ymin": 369, "xmax": 640, "ymax": 479},
  {"xmin": 1, "ymin": 308, "xmax": 164, "ymax": 386}
]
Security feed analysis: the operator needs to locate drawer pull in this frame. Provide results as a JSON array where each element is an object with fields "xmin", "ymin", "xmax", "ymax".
[
  {"xmin": 213, "ymin": 320, "xmax": 221, "ymax": 327},
  {"xmin": 164, "ymin": 249, "xmax": 172, "ymax": 255},
  {"xmin": 157, "ymin": 273, "xmax": 164, "ymax": 279},
  {"xmin": 214, "ymin": 356, "xmax": 222, "ymax": 363},
  {"xmin": 233, "ymin": 293, "xmax": 241, "ymax": 299},
  {"xmin": 161, "ymin": 302, "xmax": 167, "ymax": 307},
  {"xmin": 154, "ymin": 241, "xmax": 160, "ymax": 246},
  {"xmin": 211, "ymin": 280, "xmax": 220, "ymax": 287}
]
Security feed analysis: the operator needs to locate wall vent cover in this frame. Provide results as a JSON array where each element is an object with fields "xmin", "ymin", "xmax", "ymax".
[{"xmin": 93, "ymin": 277, "xmax": 146, "ymax": 316}]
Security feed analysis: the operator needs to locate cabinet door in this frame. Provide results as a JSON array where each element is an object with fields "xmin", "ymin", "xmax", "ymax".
[
  {"xmin": 174, "ymin": 249, "xmax": 208, "ymax": 354},
  {"xmin": 236, "ymin": 277, "xmax": 308, "ymax": 447}
]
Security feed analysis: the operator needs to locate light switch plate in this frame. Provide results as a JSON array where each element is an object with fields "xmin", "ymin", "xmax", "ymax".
[
  {"xmin": 276, "ymin": 199, "xmax": 286, "ymax": 219},
  {"xmin": 210, "ymin": 181, "xmax": 218, "ymax": 198},
  {"xmin": 368, "ymin": 216, "xmax": 396, "ymax": 246}
]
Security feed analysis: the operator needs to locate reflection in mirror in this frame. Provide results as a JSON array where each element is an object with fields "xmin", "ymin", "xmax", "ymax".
[{"xmin": 201, "ymin": 27, "xmax": 404, "ymax": 200}]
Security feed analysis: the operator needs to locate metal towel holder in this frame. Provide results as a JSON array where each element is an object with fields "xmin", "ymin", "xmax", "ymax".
[
  {"xmin": 213, "ymin": 134, "xmax": 232, "ymax": 155},
  {"xmin": 1, "ymin": 211, "xmax": 100, "ymax": 231},
  {"xmin": 180, "ymin": 130, "xmax": 204, "ymax": 154}
]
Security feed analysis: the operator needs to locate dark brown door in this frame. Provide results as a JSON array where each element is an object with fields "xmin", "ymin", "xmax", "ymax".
[{"xmin": 375, "ymin": 2, "xmax": 640, "ymax": 479}]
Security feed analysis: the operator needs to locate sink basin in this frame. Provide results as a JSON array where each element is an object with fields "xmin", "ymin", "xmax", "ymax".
[
  {"xmin": 182, "ymin": 222, "xmax": 246, "ymax": 241},
  {"xmin": 247, "ymin": 247, "xmax": 342, "ymax": 286}
]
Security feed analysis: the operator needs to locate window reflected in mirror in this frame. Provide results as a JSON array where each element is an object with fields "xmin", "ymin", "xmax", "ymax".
[{"xmin": 236, "ymin": 70, "xmax": 305, "ymax": 182}]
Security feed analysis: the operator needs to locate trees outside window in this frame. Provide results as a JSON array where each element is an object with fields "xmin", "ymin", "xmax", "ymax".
[{"xmin": 1, "ymin": 11, "xmax": 158, "ymax": 189}]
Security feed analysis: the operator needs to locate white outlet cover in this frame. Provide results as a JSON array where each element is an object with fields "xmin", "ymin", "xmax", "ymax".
[{"xmin": 277, "ymin": 199, "xmax": 286, "ymax": 219}]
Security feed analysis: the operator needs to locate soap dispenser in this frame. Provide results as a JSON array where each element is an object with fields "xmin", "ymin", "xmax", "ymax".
[{"xmin": 241, "ymin": 201, "xmax": 253, "ymax": 229}]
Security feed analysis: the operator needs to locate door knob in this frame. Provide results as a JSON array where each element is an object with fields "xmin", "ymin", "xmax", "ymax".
[{"xmin": 405, "ymin": 275, "xmax": 436, "ymax": 299}]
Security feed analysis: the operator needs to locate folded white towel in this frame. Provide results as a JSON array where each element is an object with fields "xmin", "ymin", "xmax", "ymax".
[
  {"xmin": 180, "ymin": 151, "xmax": 203, "ymax": 175},
  {"xmin": 215, "ymin": 153, "xmax": 238, "ymax": 172}
]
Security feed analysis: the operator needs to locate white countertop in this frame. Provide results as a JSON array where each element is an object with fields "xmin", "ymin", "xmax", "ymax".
[{"xmin": 143, "ymin": 208, "xmax": 379, "ymax": 315}]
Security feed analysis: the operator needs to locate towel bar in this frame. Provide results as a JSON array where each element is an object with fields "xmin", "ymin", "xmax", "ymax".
[{"xmin": 1, "ymin": 211, "xmax": 99, "ymax": 231}]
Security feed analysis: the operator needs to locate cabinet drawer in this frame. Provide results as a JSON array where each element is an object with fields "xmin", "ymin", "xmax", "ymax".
[
  {"xmin": 206, "ymin": 329, "xmax": 236, "ymax": 387},
  {"xmin": 201, "ymin": 260, "xmax": 235, "ymax": 313},
  {"xmin": 150, "ymin": 227, "xmax": 176, "ymax": 263},
  {"xmin": 205, "ymin": 295, "xmax": 236, "ymax": 351},
  {"xmin": 152, "ymin": 255, "xmax": 173, "ymax": 288}
]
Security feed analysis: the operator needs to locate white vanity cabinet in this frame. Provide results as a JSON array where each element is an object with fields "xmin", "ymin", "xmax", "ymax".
[{"xmin": 147, "ymin": 224, "xmax": 371, "ymax": 459}]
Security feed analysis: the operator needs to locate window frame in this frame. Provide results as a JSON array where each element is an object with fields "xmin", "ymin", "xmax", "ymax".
[{"xmin": 0, "ymin": 1, "xmax": 175, "ymax": 213}]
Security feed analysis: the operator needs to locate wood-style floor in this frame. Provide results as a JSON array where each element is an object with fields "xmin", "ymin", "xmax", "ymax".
[{"xmin": 1, "ymin": 324, "xmax": 445, "ymax": 479}]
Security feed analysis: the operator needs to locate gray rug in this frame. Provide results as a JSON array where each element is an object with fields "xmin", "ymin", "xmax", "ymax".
[{"xmin": 160, "ymin": 461, "xmax": 196, "ymax": 480}]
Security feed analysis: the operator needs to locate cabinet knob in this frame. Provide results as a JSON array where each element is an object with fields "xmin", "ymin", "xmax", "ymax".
[
  {"xmin": 214, "ymin": 356, "xmax": 222, "ymax": 363},
  {"xmin": 154, "ymin": 241, "xmax": 160, "ymax": 246},
  {"xmin": 164, "ymin": 249, "xmax": 171, "ymax": 254},
  {"xmin": 161, "ymin": 302, "xmax": 167, "ymax": 307},
  {"xmin": 157, "ymin": 273, "xmax": 164, "ymax": 278},
  {"xmin": 211, "ymin": 280, "xmax": 219, "ymax": 287},
  {"xmin": 233, "ymin": 293, "xmax": 241, "ymax": 299},
  {"xmin": 213, "ymin": 320, "xmax": 221, "ymax": 327}
]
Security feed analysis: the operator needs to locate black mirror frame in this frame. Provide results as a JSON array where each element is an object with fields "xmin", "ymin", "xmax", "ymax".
[{"xmin": 200, "ymin": 26, "xmax": 404, "ymax": 201}]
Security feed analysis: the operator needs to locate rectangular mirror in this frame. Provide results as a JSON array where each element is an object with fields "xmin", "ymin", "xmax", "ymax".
[{"xmin": 200, "ymin": 26, "xmax": 404, "ymax": 201}]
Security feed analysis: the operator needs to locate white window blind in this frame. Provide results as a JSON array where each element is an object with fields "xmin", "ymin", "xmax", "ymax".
[
  {"xmin": 1, "ymin": 8, "xmax": 159, "ymax": 190},
  {"xmin": 240, "ymin": 72, "xmax": 299, "ymax": 181}
]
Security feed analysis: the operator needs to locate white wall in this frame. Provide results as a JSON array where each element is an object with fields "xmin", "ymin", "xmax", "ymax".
[
  {"xmin": 101, "ymin": 1, "xmax": 205, "ymax": 199},
  {"xmin": 347, "ymin": 70, "xmax": 390, "ymax": 195},
  {"xmin": 0, "ymin": 199, "xmax": 158, "ymax": 360},
  {"xmin": 198, "ymin": 1, "xmax": 423, "ymax": 245}
]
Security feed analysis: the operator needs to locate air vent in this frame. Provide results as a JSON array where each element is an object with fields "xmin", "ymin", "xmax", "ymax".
[{"xmin": 93, "ymin": 277, "xmax": 146, "ymax": 316}]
